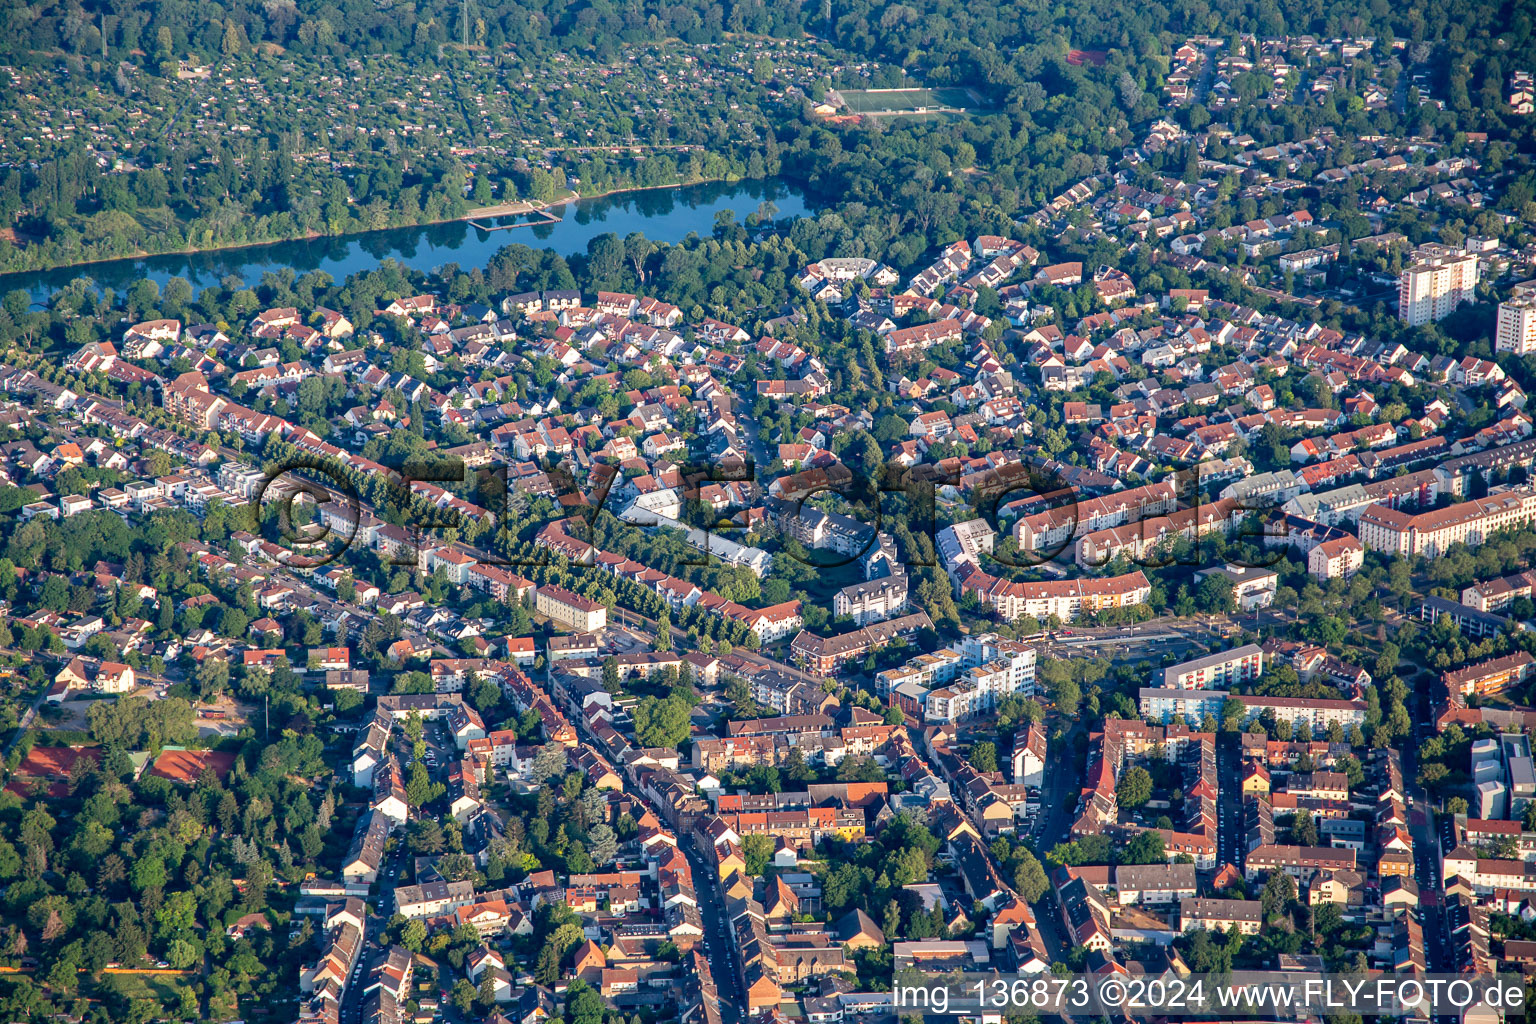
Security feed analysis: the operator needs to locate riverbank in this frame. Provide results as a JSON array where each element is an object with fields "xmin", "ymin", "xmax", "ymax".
[
  {"xmin": 0, "ymin": 178, "xmax": 742, "ymax": 284},
  {"xmin": 0, "ymin": 178, "xmax": 810, "ymax": 303}
]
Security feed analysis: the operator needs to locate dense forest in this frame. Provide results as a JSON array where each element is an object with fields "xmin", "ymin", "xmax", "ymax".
[
  {"xmin": 0, "ymin": 0, "xmax": 1530, "ymax": 128},
  {"xmin": 0, "ymin": 0, "xmax": 812, "ymax": 58},
  {"xmin": 0, "ymin": 0, "xmax": 1532, "ymax": 274}
]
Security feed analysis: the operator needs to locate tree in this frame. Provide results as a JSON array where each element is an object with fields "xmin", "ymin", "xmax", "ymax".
[
  {"xmin": 165, "ymin": 938, "xmax": 201, "ymax": 969},
  {"xmin": 632, "ymin": 694, "xmax": 691, "ymax": 748},
  {"xmin": 195, "ymin": 659, "xmax": 229, "ymax": 699},
  {"xmin": 970, "ymin": 741, "xmax": 998, "ymax": 773},
  {"xmin": 1221, "ymin": 696, "xmax": 1247, "ymax": 732},
  {"xmin": 1261, "ymin": 872, "xmax": 1297, "ymax": 916},
  {"xmin": 129, "ymin": 855, "xmax": 166, "ymax": 894},
  {"xmin": 219, "ymin": 607, "xmax": 249, "ymax": 638},
  {"xmin": 451, "ymin": 979, "xmax": 477, "ymax": 1016},
  {"xmin": 588, "ymin": 824, "xmax": 618, "ymax": 866},
  {"xmin": 405, "ymin": 761, "xmax": 439, "ymax": 807},
  {"xmin": 568, "ymin": 984, "xmax": 605, "ymax": 1024},
  {"xmin": 1012, "ymin": 849, "xmax": 1049, "ymax": 902},
  {"xmin": 401, "ymin": 919, "xmax": 427, "ymax": 952},
  {"xmin": 1038, "ymin": 660, "xmax": 1081, "ymax": 716},
  {"xmin": 1195, "ymin": 574, "xmax": 1235, "ymax": 614},
  {"xmin": 408, "ymin": 819, "xmax": 446, "ymax": 855},
  {"xmin": 1116, "ymin": 766, "xmax": 1153, "ymax": 809},
  {"xmin": 586, "ymin": 233, "xmax": 625, "ymax": 288},
  {"xmin": 533, "ymin": 743, "xmax": 567, "ymax": 780},
  {"xmin": 1312, "ymin": 900, "xmax": 1344, "ymax": 937},
  {"xmin": 742, "ymin": 834, "xmax": 774, "ymax": 876},
  {"xmin": 1292, "ymin": 809, "xmax": 1318, "ymax": 846},
  {"xmin": 534, "ymin": 941, "xmax": 561, "ymax": 986},
  {"xmin": 1417, "ymin": 761, "xmax": 1449, "ymax": 791},
  {"xmin": 1336, "ymin": 754, "xmax": 1364, "ymax": 789},
  {"xmin": 403, "ymin": 714, "xmax": 426, "ymax": 748},
  {"xmin": 1119, "ymin": 830, "xmax": 1166, "ymax": 865}
]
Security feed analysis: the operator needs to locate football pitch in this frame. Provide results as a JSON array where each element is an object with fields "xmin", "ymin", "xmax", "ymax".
[{"xmin": 838, "ymin": 87, "xmax": 976, "ymax": 113}]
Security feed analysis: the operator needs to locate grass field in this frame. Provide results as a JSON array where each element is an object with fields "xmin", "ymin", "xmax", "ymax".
[
  {"xmin": 81, "ymin": 970, "xmax": 196, "ymax": 1011},
  {"xmin": 838, "ymin": 87, "xmax": 976, "ymax": 113}
]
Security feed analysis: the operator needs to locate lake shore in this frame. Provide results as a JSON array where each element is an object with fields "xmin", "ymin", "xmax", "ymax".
[
  {"xmin": 0, "ymin": 178, "xmax": 808, "ymax": 303},
  {"xmin": 0, "ymin": 178, "xmax": 744, "ymax": 285}
]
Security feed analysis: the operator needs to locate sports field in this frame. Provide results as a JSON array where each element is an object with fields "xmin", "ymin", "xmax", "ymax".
[{"xmin": 837, "ymin": 87, "xmax": 976, "ymax": 113}]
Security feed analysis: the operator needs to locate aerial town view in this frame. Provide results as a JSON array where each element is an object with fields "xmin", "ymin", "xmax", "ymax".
[{"xmin": 0, "ymin": 0, "xmax": 1535, "ymax": 1023}]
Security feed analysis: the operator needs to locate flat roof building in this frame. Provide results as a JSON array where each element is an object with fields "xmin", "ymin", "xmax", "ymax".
[{"xmin": 1160, "ymin": 644, "xmax": 1265, "ymax": 690}]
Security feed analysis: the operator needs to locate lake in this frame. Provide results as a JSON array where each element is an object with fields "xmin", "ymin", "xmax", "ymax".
[{"xmin": 1, "ymin": 179, "xmax": 809, "ymax": 304}]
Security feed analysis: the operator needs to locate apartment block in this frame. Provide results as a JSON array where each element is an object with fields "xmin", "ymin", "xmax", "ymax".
[
  {"xmin": 1014, "ymin": 480, "xmax": 1179, "ymax": 553},
  {"xmin": 1442, "ymin": 850, "xmax": 1536, "ymax": 894},
  {"xmin": 1244, "ymin": 844, "xmax": 1357, "ymax": 882},
  {"xmin": 1503, "ymin": 733, "xmax": 1536, "ymax": 820},
  {"xmin": 535, "ymin": 585, "xmax": 608, "ymax": 632},
  {"xmin": 1160, "ymin": 644, "xmax": 1265, "ymax": 689},
  {"xmin": 1418, "ymin": 595, "xmax": 1518, "ymax": 639},
  {"xmin": 955, "ymin": 567, "xmax": 1153, "ymax": 623},
  {"xmin": 1140, "ymin": 688, "xmax": 1366, "ymax": 730},
  {"xmin": 1180, "ymin": 898, "xmax": 1262, "ymax": 935},
  {"xmin": 1398, "ymin": 250, "xmax": 1479, "ymax": 326},
  {"xmin": 1239, "ymin": 694, "xmax": 1368, "ymax": 731},
  {"xmin": 924, "ymin": 661, "xmax": 1022, "ymax": 723},
  {"xmin": 1359, "ymin": 488, "xmax": 1536, "ymax": 559},
  {"xmin": 1309, "ymin": 536, "xmax": 1365, "ymax": 581},
  {"xmin": 1497, "ymin": 296, "xmax": 1536, "ymax": 356},
  {"xmin": 1137, "ymin": 688, "xmax": 1230, "ymax": 724},
  {"xmin": 876, "ymin": 633, "xmax": 1037, "ymax": 723},
  {"xmin": 1444, "ymin": 652, "xmax": 1536, "ymax": 698},
  {"xmin": 1462, "ymin": 570, "xmax": 1536, "ymax": 612},
  {"xmin": 790, "ymin": 612, "xmax": 934, "ymax": 675},
  {"xmin": 832, "ymin": 575, "xmax": 909, "ymax": 626}
]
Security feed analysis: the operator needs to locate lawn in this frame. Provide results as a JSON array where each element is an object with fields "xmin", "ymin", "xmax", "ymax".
[
  {"xmin": 838, "ymin": 87, "xmax": 976, "ymax": 113},
  {"xmin": 82, "ymin": 970, "xmax": 198, "ymax": 1014}
]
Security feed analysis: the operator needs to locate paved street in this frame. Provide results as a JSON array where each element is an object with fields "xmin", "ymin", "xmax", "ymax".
[
  {"xmin": 1031, "ymin": 720, "xmax": 1082, "ymax": 856},
  {"xmin": 1019, "ymin": 718, "xmax": 1082, "ymax": 960},
  {"xmin": 681, "ymin": 836, "xmax": 745, "ymax": 1023},
  {"xmin": 608, "ymin": 603, "xmax": 825, "ymax": 688},
  {"xmin": 1216, "ymin": 732, "xmax": 1244, "ymax": 872},
  {"xmin": 340, "ymin": 841, "xmax": 410, "ymax": 1024},
  {"xmin": 730, "ymin": 388, "xmax": 776, "ymax": 471},
  {"xmin": 4, "ymin": 678, "xmax": 51, "ymax": 758},
  {"xmin": 564, "ymin": 683, "xmax": 747, "ymax": 1021},
  {"xmin": 1406, "ymin": 677, "xmax": 1450, "ymax": 972}
]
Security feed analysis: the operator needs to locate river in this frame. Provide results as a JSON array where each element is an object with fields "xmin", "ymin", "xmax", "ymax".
[{"xmin": 0, "ymin": 179, "xmax": 809, "ymax": 304}]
